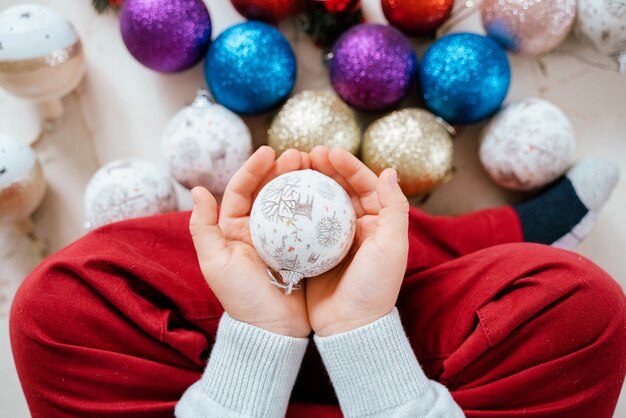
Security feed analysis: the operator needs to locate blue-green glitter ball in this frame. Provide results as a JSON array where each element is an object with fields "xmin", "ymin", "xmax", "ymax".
[
  {"xmin": 419, "ymin": 33, "xmax": 510, "ymax": 125},
  {"xmin": 205, "ymin": 21, "xmax": 297, "ymax": 115}
]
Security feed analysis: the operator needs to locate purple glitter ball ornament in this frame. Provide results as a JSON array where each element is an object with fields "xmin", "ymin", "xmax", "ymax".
[
  {"xmin": 120, "ymin": 0, "xmax": 212, "ymax": 73},
  {"xmin": 329, "ymin": 23, "xmax": 417, "ymax": 111}
]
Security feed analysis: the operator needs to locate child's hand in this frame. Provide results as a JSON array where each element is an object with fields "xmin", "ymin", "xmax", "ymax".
[
  {"xmin": 189, "ymin": 146, "xmax": 311, "ymax": 338},
  {"xmin": 306, "ymin": 147, "xmax": 409, "ymax": 336}
]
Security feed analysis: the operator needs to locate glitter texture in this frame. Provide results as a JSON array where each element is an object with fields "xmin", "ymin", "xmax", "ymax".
[
  {"xmin": 481, "ymin": 0, "xmax": 576, "ymax": 56},
  {"xmin": 362, "ymin": 108, "xmax": 454, "ymax": 196},
  {"xmin": 419, "ymin": 32, "xmax": 510, "ymax": 125},
  {"xmin": 230, "ymin": 0, "xmax": 300, "ymax": 23},
  {"xmin": 120, "ymin": 0, "xmax": 212, "ymax": 73},
  {"xmin": 268, "ymin": 90, "xmax": 361, "ymax": 155},
  {"xmin": 329, "ymin": 23, "xmax": 418, "ymax": 111},
  {"xmin": 205, "ymin": 21, "xmax": 297, "ymax": 115},
  {"xmin": 382, "ymin": 0, "xmax": 454, "ymax": 35}
]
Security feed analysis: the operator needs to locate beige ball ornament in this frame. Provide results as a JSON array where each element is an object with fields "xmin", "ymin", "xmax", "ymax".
[
  {"xmin": 250, "ymin": 169, "xmax": 356, "ymax": 294},
  {"xmin": 162, "ymin": 90, "xmax": 252, "ymax": 196},
  {"xmin": 0, "ymin": 4, "xmax": 86, "ymax": 119},
  {"xmin": 362, "ymin": 108, "xmax": 454, "ymax": 197},
  {"xmin": 268, "ymin": 90, "xmax": 361, "ymax": 155},
  {"xmin": 479, "ymin": 97, "xmax": 576, "ymax": 191},
  {"xmin": 0, "ymin": 133, "xmax": 47, "ymax": 224},
  {"xmin": 84, "ymin": 158, "xmax": 178, "ymax": 230}
]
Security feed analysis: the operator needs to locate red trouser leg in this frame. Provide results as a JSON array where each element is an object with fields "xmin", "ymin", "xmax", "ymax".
[{"xmin": 10, "ymin": 208, "xmax": 625, "ymax": 417}]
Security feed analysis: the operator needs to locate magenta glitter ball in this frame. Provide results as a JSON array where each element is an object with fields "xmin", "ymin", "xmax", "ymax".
[
  {"xmin": 120, "ymin": 0, "xmax": 212, "ymax": 73},
  {"xmin": 329, "ymin": 24, "xmax": 418, "ymax": 111}
]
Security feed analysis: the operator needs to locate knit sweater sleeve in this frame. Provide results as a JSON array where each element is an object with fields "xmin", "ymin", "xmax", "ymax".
[
  {"xmin": 175, "ymin": 312, "xmax": 309, "ymax": 418},
  {"xmin": 314, "ymin": 307, "xmax": 465, "ymax": 417}
]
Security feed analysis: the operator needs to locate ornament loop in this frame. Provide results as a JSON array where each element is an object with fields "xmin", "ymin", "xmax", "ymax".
[
  {"xmin": 192, "ymin": 88, "xmax": 214, "ymax": 109},
  {"xmin": 435, "ymin": 117, "xmax": 456, "ymax": 136},
  {"xmin": 267, "ymin": 268, "xmax": 303, "ymax": 295}
]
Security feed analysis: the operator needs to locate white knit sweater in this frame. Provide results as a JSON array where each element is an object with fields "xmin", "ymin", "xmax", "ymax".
[{"xmin": 175, "ymin": 308, "xmax": 464, "ymax": 417}]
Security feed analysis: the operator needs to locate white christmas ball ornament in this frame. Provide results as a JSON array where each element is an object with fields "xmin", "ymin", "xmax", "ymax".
[
  {"xmin": 84, "ymin": 158, "xmax": 178, "ymax": 230},
  {"xmin": 250, "ymin": 170, "xmax": 356, "ymax": 294},
  {"xmin": 0, "ymin": 133, "xmax": 47, "ymax": 223},
  {"xmin": 480, "ymin": 97, "xmax": 576, "ymax": 191},
  {"xmin": 0, "ymin": 4, "xmax": 86, "ymax": 118},
  {"xmin": 163, "ymin": 90, "xmax": 252, "ymax": 195},
  {"xmin": 576, "ymin": 0, "xmax": 626, "ymax": 73}
]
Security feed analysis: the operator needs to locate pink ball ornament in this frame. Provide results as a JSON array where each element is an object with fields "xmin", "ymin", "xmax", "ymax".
[{"xmin": 481, "ymin": 0, "xmax": 576, "ymax": 56}]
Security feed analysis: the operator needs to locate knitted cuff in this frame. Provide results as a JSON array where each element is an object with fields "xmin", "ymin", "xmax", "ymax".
[
  {"xmin": 179, "ymin": 312, "xmax": 309, "ymax": 417},
  {"xmin": 314, "ymin": 308, "xmax": 433, "ymax": 417}
]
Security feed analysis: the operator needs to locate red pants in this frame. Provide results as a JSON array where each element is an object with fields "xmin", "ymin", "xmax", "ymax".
[{"xmin": 10, "ymin": 207, "xmax": 626, "ymax": 417}]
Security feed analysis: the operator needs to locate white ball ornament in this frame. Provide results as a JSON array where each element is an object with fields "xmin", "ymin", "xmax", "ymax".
[
  {"xmin": 0, "ymin": 4, "xmax": 86, "ymax": 119},
  {"xmin": 480, "ymin": 97, "xmax": 576, "ymax": 191},
  {"xmin": 575, "ymin": 0, "xmax": 626, "ymax": 73},
  {"xmin": 250, "ymin": 170, "xmax": 356, "ymax": 294},
  {"xmin": 84, "ymin": 158, "xmax": 178, "ymax": 230},
  {"xmin": 0, "ymin": 133, "xmax": 47, "ymax": 224},
  {"xmin": 162, "ymin": 90, "xmax": 252, "ymax": 195}
]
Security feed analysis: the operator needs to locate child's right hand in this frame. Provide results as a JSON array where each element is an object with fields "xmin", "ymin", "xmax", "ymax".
[{"xmin": 189, "ymin": 146, "xmax": 312, "ymax": 338}]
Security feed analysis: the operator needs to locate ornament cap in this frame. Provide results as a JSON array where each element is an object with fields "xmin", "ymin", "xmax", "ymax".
[
  {"xmin": 267, "ymin": 268, "xmax": 304, "ymax": 295},
  {"xmin": 618, "ymin": 51, "xmax": 626, "ymax": 75},
  {"xmin": 435, "ymin": 116, "xmax": 456, "ymax": 136},
  {"xmin": 192, "ymin": 88, "xmax": 214, "ymax": 109}
]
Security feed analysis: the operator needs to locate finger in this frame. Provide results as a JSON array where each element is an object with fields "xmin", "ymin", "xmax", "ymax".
[
  {"xmin": 189, "ymin": 187, "xmax": 229, "ymax": 270},
  {"xmin": 310, "ymin": 146, "xmax": 365, "ymax": 216},
  {"xmin": 220, "ymin": 146, "xmax": 275, "ymax": 220},
  {"xmin": 375, "ymin": 169, "xmax": 409, "ymax": 252},
  {"xmin": 257, "ymin": 148, "xmax": 303, "ymax": 193},
  {"xmin": 328, "ymin": 148, "xmax": 381, "ymax": 215},
  {"xmin": 300, "ymin": 151, "xmax": 311, "ymax": 170}
]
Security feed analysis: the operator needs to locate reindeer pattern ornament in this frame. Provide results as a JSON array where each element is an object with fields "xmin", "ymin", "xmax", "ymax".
[
  {"xmin": 162, "ymin": 91, "xmax": 252, "ymax": 195},
  {"xmin": 250, "ymin": 170, "xmax": 356, "ymax": 294},
  {"xmin": 84, "ymin": 158, "xmax": 178, "ymax": 230},
  {"xmin": 479, "ymin": 97, "xmax": 576, "ymax": 191}
]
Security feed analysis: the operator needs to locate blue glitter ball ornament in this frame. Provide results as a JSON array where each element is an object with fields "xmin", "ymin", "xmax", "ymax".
[
  {"xmin": 205, "ymin": 21, "xmax": 297, "ymax": 115},
  {"xmin": 419, "ymin": 33, "xmax": 510, "ymax": 124}
]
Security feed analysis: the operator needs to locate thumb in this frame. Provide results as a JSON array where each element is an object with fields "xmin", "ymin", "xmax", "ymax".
[
  {"xmin": 189, "ymin": 187, "xmax": 228, "ymax": 274},
  {"xmin": 375, "ymin": 169, "xmax": 409, "ymax": 252}
]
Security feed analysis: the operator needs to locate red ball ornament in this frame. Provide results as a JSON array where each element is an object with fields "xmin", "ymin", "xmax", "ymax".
[
  {"xmin": 230, "ymin": 0, "xmax": 300, "ymax": 23},
  {"xmin": 381, "ymin": 0, "xmax": 453, "ymax": 35},
  {"xmin": 309, "ymin": 0, "xmax": 360, "ymax": 13}
]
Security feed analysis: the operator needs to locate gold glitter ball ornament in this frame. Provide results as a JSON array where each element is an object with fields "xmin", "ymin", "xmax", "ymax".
[
  {"xmin": 362, "ymin": 108, "xmax": 454, "ymax": 196},
  {"xmin": 268, "ymin": 90, "xmax": 361, "ymax": 155}
]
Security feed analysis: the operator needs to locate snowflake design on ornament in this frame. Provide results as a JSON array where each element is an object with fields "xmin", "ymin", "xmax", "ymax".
[
  {"xmin": 314, "ymin": 254, "xmax": 341, "ymax": 274},
  {"xmin": 92, "ymin": 184, "xmax": 140, "ymax": 224},
  {"xmin": 605, "ymin": 0, "xmax": 626, "ymax": 18},
  {"xmin": 316, "ymin": 212, "xmax": 343, "ymax": 248}
]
